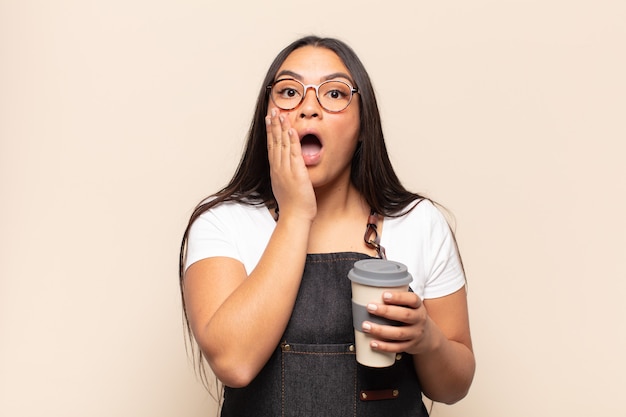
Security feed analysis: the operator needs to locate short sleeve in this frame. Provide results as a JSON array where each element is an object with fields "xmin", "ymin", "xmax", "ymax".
[
  {"xmin": 421, "ymin": 204, "xmax": 466, "ymax": 299},
  {"xmin": 183, "ymin": 202, "xmax": 275, "ymax": 274},
  {"xmin": 382, "ymin": 200, "xmax": 466, "ymax": 300},
  {"xmin": 185, "ymin": 209, "xmax": 240, "ymax": 271}
]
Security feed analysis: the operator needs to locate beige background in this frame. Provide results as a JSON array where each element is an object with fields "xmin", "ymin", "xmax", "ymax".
[{"xmin": 1, "ymin": 1, "xmax": 625, "ymax": 416}]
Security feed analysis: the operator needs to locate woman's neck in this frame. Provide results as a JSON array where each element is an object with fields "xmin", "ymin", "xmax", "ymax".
[
  {"xmin": 307, "ymin": 183, "xmax": 377, "ymax": 256},
  {"xmin": 314, "ymin": 182, "xmax": 368, "ymax": 220}
]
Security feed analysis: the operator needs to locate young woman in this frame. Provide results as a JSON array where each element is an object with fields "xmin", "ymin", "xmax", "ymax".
[{"xmin": 179, "ymin": 35, "xmax": 475, "ymax": 416}]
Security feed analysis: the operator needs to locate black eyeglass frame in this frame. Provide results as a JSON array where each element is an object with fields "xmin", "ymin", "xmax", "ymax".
[{"xmin": 266, "ymin": 78, "xmax": 359, "ymax": 113}]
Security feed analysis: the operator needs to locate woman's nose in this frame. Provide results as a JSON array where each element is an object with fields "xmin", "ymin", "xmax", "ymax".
[{"xmin": 299, "ymin": 87, "xmax": 321, "ymax": 118}]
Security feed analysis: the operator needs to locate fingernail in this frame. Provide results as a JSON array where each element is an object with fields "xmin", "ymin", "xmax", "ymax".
[
  {"xmin": 371, "ymin": 342, "xmax": 379, "ymax": 349},
  {"xmin": 265, "ymin": 116, "xmax": 270, "ymax": 125},
  {"xmin": 383, "ymin": 292, "xmax": 392, "ymax": 301},
  {"xmin": 271, "ymin": 109, "xmax": 277, "ymax": 117},
  {"xmin": 279, "ymin": 115, "xmax": 284, "ymax": 123},
  {"xmin": 367, "ymin": 303, "xmax": 377, "ymax": 311},
  {"xmin": 362, "ymin": 322, "xmax": 371, "ymax": 331}
]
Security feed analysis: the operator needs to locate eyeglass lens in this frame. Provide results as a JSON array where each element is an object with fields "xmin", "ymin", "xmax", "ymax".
[{"xmin": 270, "ymin": 79, "xmax": 354, "ymax": 112}]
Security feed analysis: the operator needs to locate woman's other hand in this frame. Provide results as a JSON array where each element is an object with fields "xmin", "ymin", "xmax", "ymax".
[{"xmin": 361, "ymin": 291, "xmax": 433, "ymax": 355}]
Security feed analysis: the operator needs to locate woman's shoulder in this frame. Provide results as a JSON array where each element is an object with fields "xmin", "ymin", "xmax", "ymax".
[
  {"xmin": 387, "ymin": 198, "xmax": 447, "ymax": 227},
  {"xmin": 190, "ymin": 199, "xmax": 276, "ymax": 238},
  {"xmin": 196, "ymin": 198, "xmax": 272, "ymax": 222},
  {"xmin": 186, "ymin": 199, "xmax": 275, "ymax": 272},
  {"xmin": 382, "ymin": 198, "xmax": 454, "ymax": 251}
]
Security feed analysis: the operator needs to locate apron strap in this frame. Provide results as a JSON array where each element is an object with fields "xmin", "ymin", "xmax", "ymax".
[{"xmin": 364, "ymin": 209, "xmax": 387, "ymax": 259}]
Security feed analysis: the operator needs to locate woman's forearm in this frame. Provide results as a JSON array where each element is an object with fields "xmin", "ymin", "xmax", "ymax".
[{"xmin": 412, "ymin": 318, "xmax": 476, "ymax": 404}]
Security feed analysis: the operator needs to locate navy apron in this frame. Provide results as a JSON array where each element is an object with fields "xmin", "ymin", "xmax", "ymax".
[{"xmin": 220, "ymin": 252, "xmax": 429, "ymax": 416}]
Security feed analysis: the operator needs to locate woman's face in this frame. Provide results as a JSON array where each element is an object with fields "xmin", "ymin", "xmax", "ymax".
[{"xmin": 268, "ymin": 46, "xmax": 361, "ymax": 190}]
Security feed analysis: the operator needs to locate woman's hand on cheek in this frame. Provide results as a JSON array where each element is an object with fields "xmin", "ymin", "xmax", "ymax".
[
  {"xmin": 265, "ymin": 109, "xmax": 317, "ymax": 221},
  {"xmin": 361, "ymin": 291, "xmax": 435, "ymax": 356}
]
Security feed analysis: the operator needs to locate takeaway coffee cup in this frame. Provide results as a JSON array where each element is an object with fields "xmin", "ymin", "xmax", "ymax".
[{"xmin": 348, "ymin": 259, "xmax": 413, "ymax": 367}]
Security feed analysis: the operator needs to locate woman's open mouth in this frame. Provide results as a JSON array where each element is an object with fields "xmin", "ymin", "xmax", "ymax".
[
  {"xmin": 300, "ymin": 134, "xmax": 322, "ymax": 156},
  {"xmin": 300, "ymin": 134, "xmax": 323, "ymax": 166}
]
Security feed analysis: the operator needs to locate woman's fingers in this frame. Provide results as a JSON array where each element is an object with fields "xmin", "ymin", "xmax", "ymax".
[
  {"xmin": 361, "ymin": 291, "xmax": 430, "ymax": 353},
  {"xmin": 266, "ymin": 109, "xmax": 298, "ymax": 167},
  {"xmin": 266, "ymin": 109, "xmax": 282, "ymax": 162}
]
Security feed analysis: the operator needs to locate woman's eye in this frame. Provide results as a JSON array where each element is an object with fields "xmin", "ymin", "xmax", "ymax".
[
  {"xmin": 279, "ymin": 88, "xmax": 299, "ymax": 98},
  {"xmin": 328, "ymin": 90, "xmax": 343, "ymax": 99},
  {"xmin": 326, "ymin": 89, "xmax": 349, "ymax": 100}
]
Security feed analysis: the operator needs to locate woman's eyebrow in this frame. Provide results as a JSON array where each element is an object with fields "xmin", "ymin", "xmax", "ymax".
[
  {"xmin": 322, "ymin": 72, "xmax": 354, "ymax": 84},
  {"xmin": 275, "ymin": 70, "xmax": 302, "ymax": 80}
]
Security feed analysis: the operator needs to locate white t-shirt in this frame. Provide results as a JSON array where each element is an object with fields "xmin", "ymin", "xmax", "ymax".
[{"xmin": 185, "ymin": 199, "xmax": 466, "ymax": 300}]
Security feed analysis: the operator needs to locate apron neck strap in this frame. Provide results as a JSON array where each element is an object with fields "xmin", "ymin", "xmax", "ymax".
[{"xmin": 364, "ymin": 209, "xmax": 387, "ymax": 259}]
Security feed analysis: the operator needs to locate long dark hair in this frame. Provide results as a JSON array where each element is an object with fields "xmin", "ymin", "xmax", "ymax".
[{"xmin": 178, "ymin": 35, "xmax": 424, "ymax": 388}]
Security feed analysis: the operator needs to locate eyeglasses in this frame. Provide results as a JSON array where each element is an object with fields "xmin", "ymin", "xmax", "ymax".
[{"xmin": 267, "ymin": 78, "xmax": 359, "ymax": 113}]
